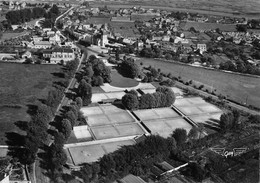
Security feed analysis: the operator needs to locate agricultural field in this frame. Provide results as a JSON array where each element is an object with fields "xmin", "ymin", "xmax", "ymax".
[
  {"xmin": 90, "ymin": 0, "xmax": 260, "ymax": 18},
  {"xmin": 135, "ymin": 58, "xmax": 260, "ymax": 108},
  {"xmin": 0, "ymin": 62, "xmax": 63, "ymax": 145}
]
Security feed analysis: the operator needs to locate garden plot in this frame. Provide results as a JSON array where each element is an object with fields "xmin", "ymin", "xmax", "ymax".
[
  {"xmin": 66, "ymin": 139, "xmax": 135, "ymax": 164},
  {"xmin": 133, "ymin": 108, "xmax": 180, "ymax": 121},
  {"xmin": 90, "ymin": 123, "xmax": 146, "ymax": 140},
  {"xmin": 143, "ymin": 117, "xmax": 192, "ymax": 138}
]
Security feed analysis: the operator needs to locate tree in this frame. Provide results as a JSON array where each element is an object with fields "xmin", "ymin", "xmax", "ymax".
[
  {"xmin": 49, "ymin": 144, "xmax": 67, "ymax": 171},
  {"xmin": 92, "ymin": 75, "xmax": 104, "ymax": 86},
  {"xmin": 75, "ymin": 97, "xmax": 83, "ymax": 108},
  {"xmin": 64, "ymin": 111, "xmax": 77, "ymax": 127},
  {"xmin": 84, "ymin": 65, "xmax": 94, "ymax": 78},
  {"xmin": 150, "ymin": 68, "xmax": 159, "ymax": 78},
  {"xmin": 122, "ymin": 93, "xmax": 139, "ymax": 110},
  {"xmin": 172, "ymin": 128, "xmax": 187, "ymax": 145},
  {"xmin": 78, "ymin": 79, "xmax": 92, "ymax": 106},
  {"xmin": 219, "ymin": 112, "xmax": 234, "ymax": 131},
  {"xmin": 60, "ymin": 119, "xmax": 72, "ymax": 139},
  {"xmin": 139, "ymin": 93, "xmax": 156, "ymax": 109},
  {"xmin": 99, "ymin": 154, "xmax": 116, "ymax": 176},
  {"xmin": 54, "ymin": 132, "xmax": 66, "ymax": 147},
  {"xmin": 249, "ymin": 115, "xmax": 260, "ymax": 124},
  {"xmin": 120, "ymin": 58, "xmax": 141, "ymax": 78},
  {"xmin": 236, "ymin": 24, "xmax": 247, "ymax": 32}
]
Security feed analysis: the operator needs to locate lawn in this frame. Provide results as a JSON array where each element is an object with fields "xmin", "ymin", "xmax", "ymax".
[
  {"xmin": 135, "ymin": 58, "xmax": 260, "ymax": 108},
  {"xmin": 110, "ymin": 70, "xmax": 139, "ymax": 88},
  {"xmin": 0, "ymin": 62, "xmax": 63, "ymax": 145}
]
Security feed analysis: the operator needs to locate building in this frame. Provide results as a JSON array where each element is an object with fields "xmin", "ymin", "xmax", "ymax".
[
  {"xmin": 113, "ymin": 174, "xmax": 146, "ymax": 183},
  {"xmin": 33, "ymin": 41, "xmax": 52, "ymax": 49},
  {"xmin": 43, "ymin": 47, "xmax": 75, "ymax": 64},
  {"xmin": 197, "ymin": 43, "xmax": 207, "ymax": 54}
]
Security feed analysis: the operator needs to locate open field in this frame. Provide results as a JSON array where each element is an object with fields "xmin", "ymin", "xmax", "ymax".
[
  {"xmin": 90, "ymin": 0, "xmax": 260, "ymax": 18},
  {"xmin": 0, "ymin": 62, "xmax": 62, "ymax": 145},
  {"xmin": 135, "ymin": 58, "xmax": 260, "ymax": 108},
  {"xmin": 66, "ymin": 139, "xmax": 135, "ymax": 164}
]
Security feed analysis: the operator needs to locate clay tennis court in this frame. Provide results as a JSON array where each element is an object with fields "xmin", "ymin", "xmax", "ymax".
[
  {"xmin": 174, "ymin": 97, "xmax": 222, "ymax": 116},
  {"xmin": 133, "ymin": 108, "xmax": 180, "ymax": 121},
  {"xmin": 143, "ymin": 117, "xmax": 192, "ymax": 138},
  {"xmin": 90, "ymin": 123, "xmax": 146, "ymax": 140},
  {"xmin": 66, "ymin": 139, "xmax": 135, "ymax": 164}
]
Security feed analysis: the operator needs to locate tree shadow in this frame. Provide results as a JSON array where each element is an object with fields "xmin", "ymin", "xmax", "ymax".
[
  {"xmin": 114, "ymin": 65, "xmax": 130, "ymax": 78},
  {"xmin": 5, "ymin": 132, "xmax": 25, "ymax": 147},
  {"xmin": 5, "ymin": 132, "xmax": 26, "ymax": 161},
  {"xmin": 52, "ymin": 72, "xmax": 65, "ymax": 78},
  {"xmin": 26, "ymin": 104, "xmax": 38, "ymax": 116},
  {"xmin": 14, "ymin": 121, "xmax": 28, "ymax": 131}
]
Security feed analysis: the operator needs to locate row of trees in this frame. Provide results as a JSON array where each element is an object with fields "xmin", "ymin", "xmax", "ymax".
[
  {"xmin": 5, "ymin": 7, "xmax": 46, "ymax": 25},
  {"xmin": 122, "ymin": 86, "xmax": 176, "ymax": 110}
]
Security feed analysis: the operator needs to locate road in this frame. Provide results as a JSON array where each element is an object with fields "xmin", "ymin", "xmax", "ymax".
[{"xmin": 34, "ymin": 6, "xmax": 84, "ymax": 183}]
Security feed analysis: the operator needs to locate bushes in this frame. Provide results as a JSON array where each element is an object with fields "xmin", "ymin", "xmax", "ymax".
[
  {"xmin": 121, "ymin": 86, "xmax": 176, "ymax": 110},
  {"xmin": 159, "ymin": 79, "xmax": 176, "ymax": 87}
]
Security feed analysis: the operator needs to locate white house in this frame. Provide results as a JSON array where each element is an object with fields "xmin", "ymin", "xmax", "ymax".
[
  {"xmin": 197, "ymin": 43, "xmax": 207, "ymax": 54},
  {"xmin": 43, "ymin": 47, "xmax": 75, "ymax": 64}
]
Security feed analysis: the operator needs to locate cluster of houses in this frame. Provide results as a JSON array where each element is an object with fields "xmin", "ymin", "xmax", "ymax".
[{"xmin": 28, "ymin": 28, "xmax": 78, "ymax": 64}]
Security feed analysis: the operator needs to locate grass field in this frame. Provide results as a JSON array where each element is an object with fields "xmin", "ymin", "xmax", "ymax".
[
  {"xmin": 110, "ymin": 70, "xmax": 139, "ymax": 88},
  {"xmin": 136, "ymin": 58, "xmax": 260, "ymax": 108},
  {"xmin": 0, "ymin": 62, "xmax": 62, "ymax": 145}
]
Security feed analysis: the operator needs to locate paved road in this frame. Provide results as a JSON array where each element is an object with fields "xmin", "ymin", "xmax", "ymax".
[{"xmin": 34, "ymin": 6, "xmax": 83, "ymax": 183}]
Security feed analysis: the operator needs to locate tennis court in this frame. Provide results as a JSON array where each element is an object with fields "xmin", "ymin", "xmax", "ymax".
[
  {"xmin": 189, "ymin": 113, "xmax": 222, "ymax": 127},
  {"xmin": 91, "ymin": 92, "xmax": 126, "ymax": 103},
  {"xmin": 81, "ymin": 105, "xmax": 136, "ymax": 127},
  {"xmin": 66, "ymin": 139, "xmax": 136, "ymax": 164},
  {"xmin": 143, "ymin": 117, "xmax": 192, "ymax": 138},
  {"xmin": 174, "ymin": 97, "xmax": 207, "ymax": 107},
  {"xmin": 90, "ymin": 123, "xmax": 146, "ymax": 140},
  {"xmin": 133, "ymin": 108, "xmax": 180, "ymax": 121},
  {"xmin": 174, "ymin": 97, "xmax": 222, "ymax": 116}
]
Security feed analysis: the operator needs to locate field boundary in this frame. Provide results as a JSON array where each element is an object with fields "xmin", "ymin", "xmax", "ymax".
[{"xmin": 154, "ymin": 58, "xmax": 260, "ymax": 79}]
